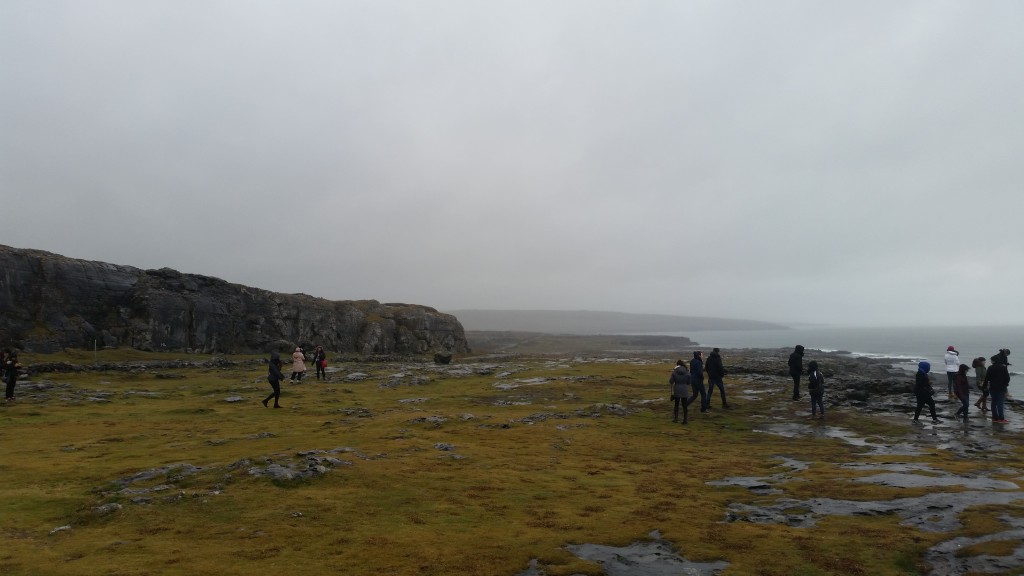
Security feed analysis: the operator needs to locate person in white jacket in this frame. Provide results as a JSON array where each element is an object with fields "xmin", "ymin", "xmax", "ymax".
[{"xmin": 944, "ymin": 345, "xmax": 960, "ymax": 398}]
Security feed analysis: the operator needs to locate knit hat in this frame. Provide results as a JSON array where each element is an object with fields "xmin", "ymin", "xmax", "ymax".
[
  {"xmin": 947, "ymin": 345, "xmax": 956, "ymax": 352},
  {"xmin": 918, "ymin": 361, "xmax": 930, "ymax": 373}
]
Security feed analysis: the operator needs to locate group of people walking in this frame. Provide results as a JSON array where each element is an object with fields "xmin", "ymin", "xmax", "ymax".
[
  {"xmin": 262, "ymin": 345, "xmax": 330, "ymax": 409},
  {"xmin": 672, "ymin": 343, "xmax": 1014, "ymax": 426},
  {"xmin": 669, "ymin": 348, "xmax": 730, "ymax": 424},
  {"xmin": 930, "ymin": 346, "xmax": 1013, "ymax": 423}
]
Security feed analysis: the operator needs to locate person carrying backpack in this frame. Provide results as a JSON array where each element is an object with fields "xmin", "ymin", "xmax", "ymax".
[{"xmin": 807, "ymin": 361, "xmax": 825, "ymax": 419}]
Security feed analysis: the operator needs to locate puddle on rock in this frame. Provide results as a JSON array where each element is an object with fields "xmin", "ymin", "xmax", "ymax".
[
  {"xmin": 727, "ymin": 491, "xmax": 1024, "ymax": 532},
  {"xmin": 518, "ymin": 531, "xmax": 729, "ymax": 576},
  {"xmin": 924, "ymin": 514, "xmax": 1024, "ymax": 576},
  {"xmin": 855, "ymin": 472, "xmax": 1019, "ymax": 490},
  {"xmin": 707, "ymin": 457, "xmax": 810, "ymax": 495}
]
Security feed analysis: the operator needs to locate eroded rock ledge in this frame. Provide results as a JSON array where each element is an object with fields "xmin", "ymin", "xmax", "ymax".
[{"xmin": 0, "ymin": 244, "xmax": 468, "ymax": 355}]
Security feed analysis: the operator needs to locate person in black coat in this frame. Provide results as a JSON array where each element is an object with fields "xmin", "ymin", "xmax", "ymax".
[
  {"xmin": 313, "ymin": 346, "xmax": 327, "ymax": 380},
  {"xmin": 687, "ymin": 350, "xmax": 708, "ymax": 413},
  {"xmin": 2, "ymin": 349, "xmax": 18, "ymax": 402},
  {"xmin": 262, "ymin": 352, "xmax": 285, "ymax": 408},
  {"xmin": 912, "ymin": 361, "xmax": 940, "ymax": 423},
  {"xmin": 985, "ymin": 354, "xmax": 1011, "ymax": 424},
  {"xmin": 788, "ymin": 345, "xmax": 805, "ymax": 400},
  {"xmin": 807, "ymin": 360, "xmax": 825, "ymax": 419},
  {"xmin": 669, "ymin": 360, "xmax": 691, "ymax": 424},
  {"xmin": 705, "ymin": 348, "xmax": 729, "ymax": 408}
]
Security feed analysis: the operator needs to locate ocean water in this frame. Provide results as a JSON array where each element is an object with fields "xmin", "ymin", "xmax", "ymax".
[{"xmin": 643, "ymin": 325, "xmax": 1023, "ymax": 396}]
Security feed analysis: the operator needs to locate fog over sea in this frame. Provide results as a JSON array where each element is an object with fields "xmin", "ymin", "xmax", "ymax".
[{"xmin": 648, "ymin": 325, "xmax": 1024, "ymax": 396}]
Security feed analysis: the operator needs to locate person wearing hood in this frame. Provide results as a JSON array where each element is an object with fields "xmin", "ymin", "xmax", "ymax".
[
  {"xmin": 669, "ymin": 360, "xmax": 691, "ymax": 424},
  {"xmin": 944, "ymin": 345, "xmax": 960, "ymax": 398},
  {"xmin": 973, "ymin": 357, "xmax": 989, "ymax": 412},
  {"xmin": 263, "ymin": 352, "xmax": 285, "ymax": 408},
  {"xmin": 705, "ymin": 348, "xmax": 729, "ymax": 409},
  {"xmin": 913, "ymin": 361, "xmax": 940, "ymax": 423},
  {"xmin": 290, "ymin": 347, "xmax": 307, "ymax": 381},
  {"xmin": 807, "ymin": 361, "xmax": 825, "ymax": 419},
  {"xmin": 688, "ymin": 350, "xmax": 708, "ymax": 413},
  {"xmin": 985, "ymin": 353, "xmax": 1011, "ymax": 424},
  {"xmin": 788, "ymin": 345, "xmax": 805, "ymax": 401},
  {"xmin": 953, "ymin": 364, "xmax": 971, "ymax": 421},
  {"xmin": 995, "ymin": 348, "xmax": 1011, "ymax": 367}
]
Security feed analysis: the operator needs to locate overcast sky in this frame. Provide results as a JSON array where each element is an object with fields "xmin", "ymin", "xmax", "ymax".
[{"xmin": 2, "ymin": 1, "xmax": 1022, "ymax": 327}]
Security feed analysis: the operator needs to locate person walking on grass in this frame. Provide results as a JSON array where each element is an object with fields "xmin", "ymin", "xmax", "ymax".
[
  {"xmin": 973, "ymin": 357, "xmax": 989, "ymax": 412},
  {"xmin": 290, "ymin": 347, "xmax": 307, "ymax": 381},
  {"xmin": 985, "ymin": 353, "xmax": 1011, "ymax": 424},
  {"xmin": 706, "ymin": 348, "xmax": 730, "ymax": 409},
  {"xmin": 953, "ymin": 364, "xmax": 971, "ymax": 421},
  {"xmin": 262, "ymin": 352, "xmax": 285, "ymax": 408},
  {"xmin": 913, "ymin": 361, "xmax": 940, "ymax": 424},
  {"xmin": 788, "ymin": 345, "xmax": 805, "ymax": 401},
  {"xmin": 944, "ymin": 345, "xmax": 960, "ymax": 398},
  {"xmin": 669, "ymin": 360, "xmax": 691, "ymax": 424},
  {"xmin": 807, "ymin": 361, "xmax": 825, "ymax": 419},
  {"xmin": 688, "ymin": 350, "xmax": 708, "ymax": 413}
]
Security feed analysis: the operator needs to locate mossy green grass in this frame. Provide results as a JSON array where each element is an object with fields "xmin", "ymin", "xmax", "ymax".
[{"xmin": 0, "ymin": 351, "xmax": 1021, "ymax": 575}]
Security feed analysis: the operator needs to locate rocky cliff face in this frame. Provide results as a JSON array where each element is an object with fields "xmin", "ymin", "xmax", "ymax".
[{"xmin": 0, "ymin": 245, "xmax": 469, "ymax": 355}]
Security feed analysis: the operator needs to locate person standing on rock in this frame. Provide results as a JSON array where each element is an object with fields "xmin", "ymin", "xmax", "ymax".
[
  {"xmin": 807, "ymin": 361, "xmax": 825, "ymax": 419},
  {"xmin": 706, "ymin": 348, "xmax": 729, "ymax": 409},
  {"xmin": 985, "ymin": 354, "xmax": 1011, "ymax": 424},
  {"xmin": 263, "ymin": 352, "xmax": 285, "ymax": 408},
  {"xmin": 953, "ymin": 364, "xmax": 971, "ymax": 421},
  {"xmin": 688, "ymin": 351, "xmax": 708, "ymax": 413},
  {"xmin": 973, "ymin": 357, "xmax": 989, "ymax": 412},
  {"xmin": 913, "ymin": 361, "xmax": 940, "ymax": 423},
  {"xmin": 944, "ymin": 345, "xmax": 960, "ymax": 398},
  {"xmin": 313, "ymin": 346, "xmax": 327, "ymax": 380},
  {"xmin": 290, "ymin": 347, "xmax": 307, "ymax": 381},
  {"xmin": 788, "ymin": 345, "xmax": 805, "ymax": 401},
  {"xmin": 669, "ymin": 360, "xmax": 691, "ymax": 424}
]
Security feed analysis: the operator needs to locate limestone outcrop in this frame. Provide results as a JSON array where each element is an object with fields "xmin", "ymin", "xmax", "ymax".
[{"xmin": 0, "ymin": 245, "xmax": 469, "ymax": 355}]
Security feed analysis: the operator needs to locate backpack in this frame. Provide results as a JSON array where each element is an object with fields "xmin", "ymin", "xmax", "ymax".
[{"xmin": 808, "ymin": 370, "xmax": 823, "ymax": 391}]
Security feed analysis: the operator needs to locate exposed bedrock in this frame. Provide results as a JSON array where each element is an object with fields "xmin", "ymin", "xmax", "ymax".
[{"xmin": 0, "ymin": 244, "xmax": 468, "ymax": 355}]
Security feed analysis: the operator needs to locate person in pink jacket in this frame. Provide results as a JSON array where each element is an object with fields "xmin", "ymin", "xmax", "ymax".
[{"xmin": 290, "ymin": 347, "xmax": 307, "ymax": 381}]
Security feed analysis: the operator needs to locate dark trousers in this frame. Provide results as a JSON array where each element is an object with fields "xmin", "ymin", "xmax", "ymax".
[
  {"xmin": 947, "ymin": 372, "xmax": 956, "ymax": 395},
  {"xmin": 707, "ymin": 377, "xmax": 727, "ymax": 407},
  {"xmin": 811, "ymin": 391, "xmax": 824, "ymax": 416},
  {"xmin": 686, "ymin": 379, "xmax": 708, "ymax": 412},
  {"xmin": 672, "ymin": 396, "xmax": 688, "ymax": 422},
  {"xmin": 4, "ymin": 371, "xmax": 15, "ymax": 399},
  {"xmin": 955, "ymin": 394, "xmax": 969, "ymax": 418},
  {"xmin": 263, "ymin": 380, "xmax": 281, "ymax": 406},
  {"xmin": 316, "ymin": 363, "xmax": 326, "ymax": 379},
  {"xmin": 791, "ymin": 373, "xmax": 801, "ymax": 399},
  {"xmin": 291, "ymin": 371, "xmax": 304, "ymax": 381},
  {"xmin": 914, "ymin": 395, "xmax": 937, "ymax": 420},
  {"xmin": 991, "ymin": 390, "xmax": 1006, "ymax": 421}
]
